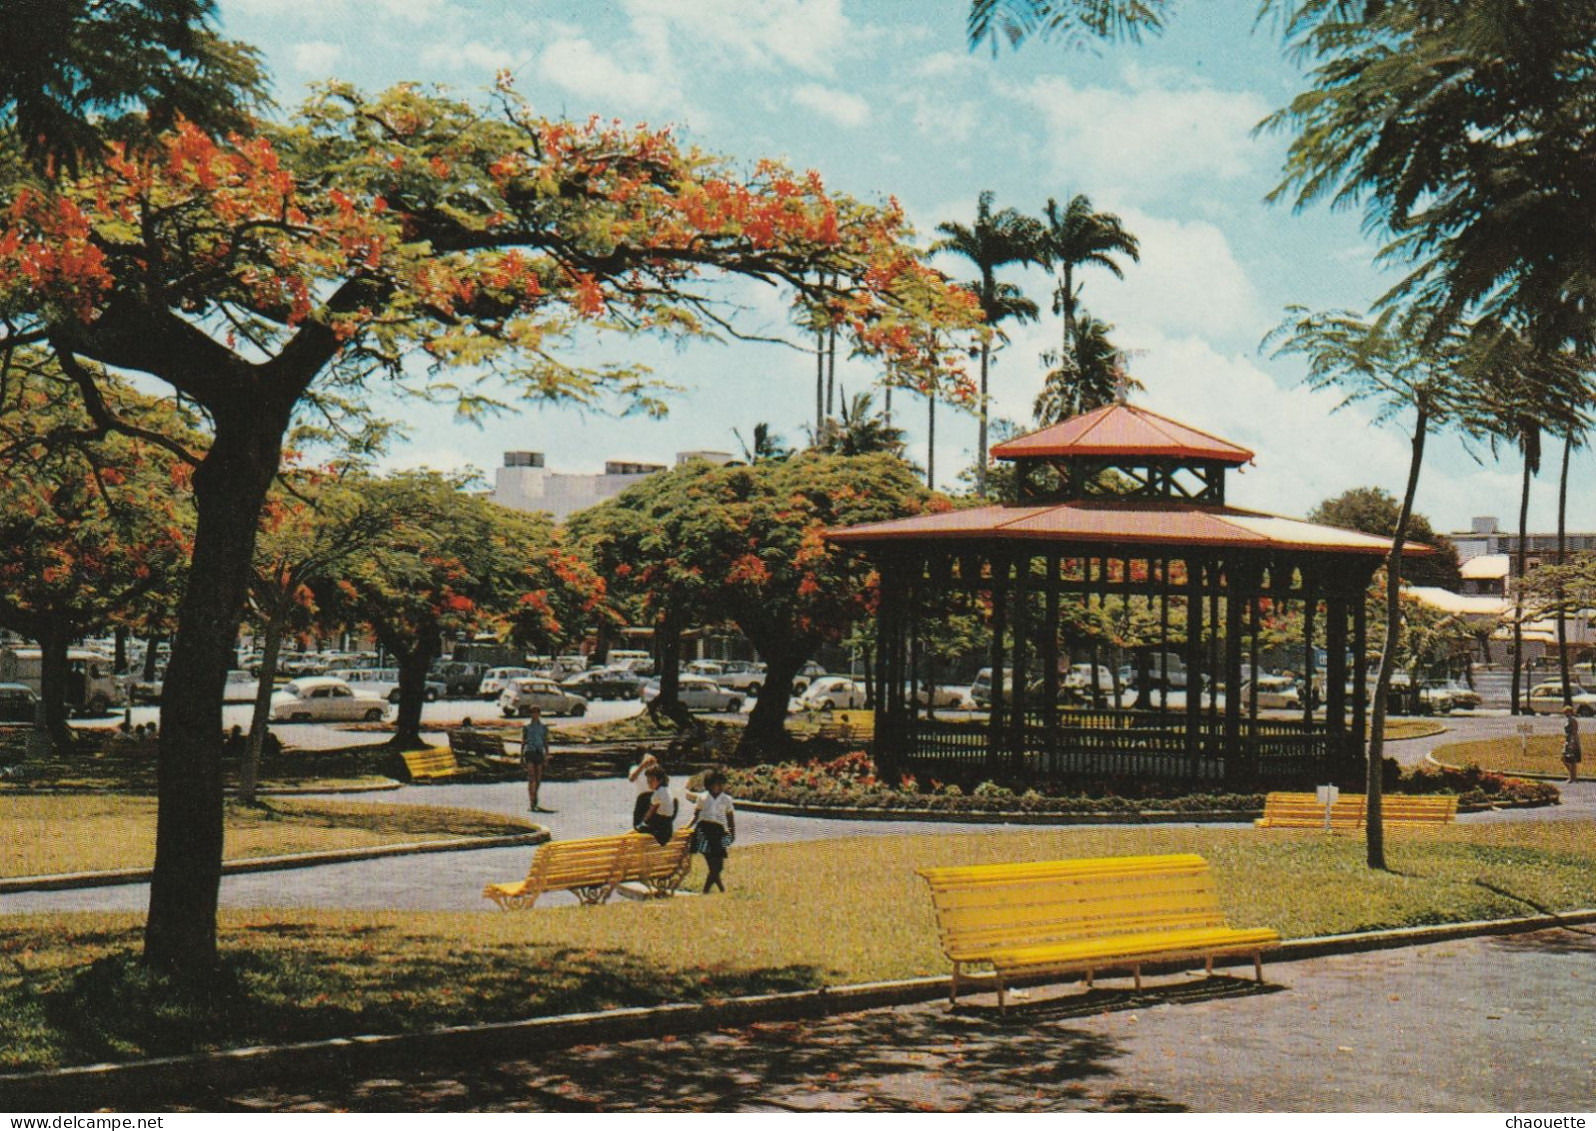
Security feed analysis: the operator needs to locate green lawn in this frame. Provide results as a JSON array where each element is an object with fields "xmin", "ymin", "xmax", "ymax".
[
  {"xmin": 4, "ymin": 819, "xmax": 1593, "ymax": 1071},
  {"xmin": 1, "ymin": 796, "xmax": 536, "ymax": 879},
  {"xmin": 1430, "ymin": 734, "xmax": 1577, "ymax": 778}
]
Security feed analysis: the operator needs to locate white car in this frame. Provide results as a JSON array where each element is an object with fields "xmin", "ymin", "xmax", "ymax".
[
  {"xmin": 479, "ymin": 667, "xmax": 535, "ymax": 700},
  {"xmin": 1064, "ymin": 664, "xmax": 1116, "ymax": 693},
  {"xmin": 799, "ymin": 676, "xmax": 868, "ymax": 712},
  {"xmin": 907, "ymin": 682, "xmax": 967, "ymax": 708},
  {"xmin": 269, "ymin": 677, "xmax": 389, "ymax": 723},
  {"xmin": 1527, "ymin": 681, "xmax": 1596, "ymax": 717},
  {"xmin": 1240, "ymin": 674, "xmax": 1303, "ymax": 711},
  {"xmin": 332, "ymin": 667, "xmax": 445, "ymax": 703},
  {"xmin": 223, "ymin": 669, "xmax": 261, "ymax": 704},
  {"xmin": 642, "ymin": 675, "xmax": 744, "ymax": 713},
  {"xmin": 499, "ymin": 677, "xmax": 588, "ymax": 718}
]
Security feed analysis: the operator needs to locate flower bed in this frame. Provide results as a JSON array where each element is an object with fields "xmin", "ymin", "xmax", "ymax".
[
  {"xmin": 1399, "ymin": 763, "xmax": 1562, "ymax": 809},
  {"xmin": 694, "ymin": 752, "xmax": 1561, "ymax": 818},
  {"xmin": 699, "ymin": 752, "xmax": 1266, "ymax": 817}
]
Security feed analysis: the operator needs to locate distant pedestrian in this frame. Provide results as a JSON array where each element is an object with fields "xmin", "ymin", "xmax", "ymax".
[
  {"xmin": 1562, "ymin": 705, "xmax": 1582, "ymax": 783},
  {"xmin": 687, "ymin": 769, "xmax": 735, "ymax": 893},
  {"xmin": 521, "ymin": 707, "xmax": 551, "ymax": 812},
  {"xmin": 628, "ymin": 752, "xmax": 660, "ymax": 827},
  {"xmin": 634, "ymin": 765, "xmax": 676, "ymax": 845},
  {"xmin": 223, "ymin": 725, "xmax": 246, "ymax": 760}
]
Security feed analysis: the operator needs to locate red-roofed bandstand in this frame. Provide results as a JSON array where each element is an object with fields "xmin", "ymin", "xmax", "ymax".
[{"xmin": 828, "ymin": 402, "xmax": 1425, "ymax": 788}]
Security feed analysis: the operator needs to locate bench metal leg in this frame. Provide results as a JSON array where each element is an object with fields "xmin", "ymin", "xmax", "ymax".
[
  {"xmin": 995, "ymin": 974, "xmax": 1007, "ymax": 1015},
  {"xmin": 1133, "ymin": 965, "xmax": 1142, "ymax": 991},
  {"xmin": 950, "ymin": 963, "xmax": 961, "ymax": 1006},
  {"xmin": 1205, "ymin": 956, "xmax": 1213, "ymax": 976},
  {"xmin": 1254, "ymin": 952, "xmax": 1263, "ymax": 983},
  {"xmin": 1085, "ymin": 968, "xmax": 1093, "ymax": 989}
]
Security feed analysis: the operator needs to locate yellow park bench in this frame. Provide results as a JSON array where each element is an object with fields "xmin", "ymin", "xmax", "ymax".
[
  {"xmin": 400, "ymin": 746, "xmax": 469, "ymax": 782},
  {"xmin": 1254, "ymin": 792, "xmax": 1457, "ymax": 829},
  {"xmin": 482, "ymin": 828, "xmax": 694, "ymax": 910},
  {"xmin": 917, "ymin": 853, "xmax": 1280, "ymax": 1012},
  {"xmin": 817, "ymin": 709, "xmax": 875, "ymax": 744}
]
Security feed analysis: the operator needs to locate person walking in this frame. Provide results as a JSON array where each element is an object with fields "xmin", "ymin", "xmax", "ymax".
[
  {"xmin": 634, "ymin": 764, "xmax": 676, "ymax": 845},
  {"xmin": 1562, "ymin": 705, "xmax": 1582, "ymax": 783},
  {"xmin": 687, "ymin": 769, "xmax": 736, "ymax": 893},
  {"xmin": 627, "ymin": 752, "xmax": 660, "ymax": 828},
  {"xmin": 521, "ymin": 706, "xmax": 552, "ymax": 812}
]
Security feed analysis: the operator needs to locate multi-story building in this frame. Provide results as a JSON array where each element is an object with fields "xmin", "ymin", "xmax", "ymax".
[
  {"xmin": 487, "ymin": 449, "xmax": 733, "ymax": 522},
  {"xmin": 1452, "ymin": 515, "xmax": 1596, "ymax": 563}
]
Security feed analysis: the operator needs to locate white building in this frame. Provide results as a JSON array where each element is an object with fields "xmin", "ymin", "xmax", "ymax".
[{"xmin": 487, "ymin": 449, "xmax": 733, "ymax": 522}]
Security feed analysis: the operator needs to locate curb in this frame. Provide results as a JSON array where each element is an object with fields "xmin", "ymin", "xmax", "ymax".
[
  {"xmin": 1424, "ymin": 752, "xmax": 1579, "ymax": 785},
  {"xmin": 3, "ymin": 907, "xmax": 1592, "ymax": 1109},
  {"xmin": 0, "ymin": 830, "xmax": 547, "ymax": 894},
  {"xmin": 733, "ymin": 799, "xmax": 1261, "ymax": 825}
]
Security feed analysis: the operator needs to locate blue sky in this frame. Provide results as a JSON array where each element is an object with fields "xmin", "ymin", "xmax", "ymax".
[{"xmin": 215, "ymin": 0, "xmax": 1577, "ymax": 533}]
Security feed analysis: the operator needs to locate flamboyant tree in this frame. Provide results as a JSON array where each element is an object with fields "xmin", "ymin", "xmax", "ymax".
[
  {"xmin": 318, "ymin": 472, "xmax": 606, "ymax": 749},
  {"xmin": 581, "ymin": 451, "xmax": 941, "ymax": 757},
  {"xmin": 0, "ymin": 354, "xmax": 193, "ymax": 749},
  {"xmin": 0, "ymin": 82, "xmax": 979, "ymax": 975}
]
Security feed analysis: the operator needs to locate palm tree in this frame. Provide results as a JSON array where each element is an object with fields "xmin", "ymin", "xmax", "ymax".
[
  {"xmin": 1032, "ymin": 314, "xmax": 1132, "ymax": 424},
  {"xmin": 732, "ymin": 422, "xmax": 791, "ymax": 464},
  {"xmin": 1268, "ymin": 304, "xmax": 1484, "ymax": 870},
  {"xmin": 1038, "ymin": 194, "xmax": 1139, "ymax": 365},
  {"xmin": 811, "ymin": 390, "xmax": 907, "ymax": 457},
  {"xmin": 931, "ymin": 191, "xmax": 1044, "ymax": 493}
]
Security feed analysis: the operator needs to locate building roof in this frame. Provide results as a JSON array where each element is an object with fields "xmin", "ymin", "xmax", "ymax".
[
  {"xmin": 829, "ymin": 499, "xmax": 1427, "ymax": 556},
  {"xmin": 1459, "ymin": 553, "xmax": 1510, "ymax": 581},
  {"xmin": 989, "ymin": 403, "xmax": 1255, "ymax": 465},
  {"xmin": 1404, "ymin": 585, "xmax": 1509, "ymax": 619}
]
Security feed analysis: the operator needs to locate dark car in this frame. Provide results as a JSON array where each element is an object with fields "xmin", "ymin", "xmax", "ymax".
[
  {"xmin": 428, "ymin": 661, "xmax": 488, "ymax": 698},
  {"xmin": 0, "ymin": 682, "xmax": 39, "ymax": 724},
  {"xmin": 562, "ymin": 667, "xmax": 645, "ymax": 701}
]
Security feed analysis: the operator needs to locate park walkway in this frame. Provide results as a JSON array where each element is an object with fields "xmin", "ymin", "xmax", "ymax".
[
  {"xmin": 9, "ymin": 713, "xmax": 1593, "ymax": 914},
  {"xmin": 163, "ymin": 926, "xmax": 1596, "ymax": 1112}
]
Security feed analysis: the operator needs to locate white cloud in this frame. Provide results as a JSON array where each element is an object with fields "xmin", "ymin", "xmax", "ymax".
[
  {"xmin": 792, "ymin": 83, "xmax": 871, "ymax": 128},
  {"xmin": 1088, "ymin": 209, "xmax": 1264, "ymax": 343},
  {"xmin": 621, "ymin": 0, "xmax": 859, "ymax": 76},
  {"xmin": 291, "ymin": 40, "xmax": 343, "ymax": 75},
  {"xmin": 420, "ymin": 41, "xmax": 526, "ymax": 74},
  {"xmin": 537, "ymin": 35, "xmax": 686, "ymax": 116},
  {"xmin": 225, "ymin": 0, "xmax": 450, "ymax": 25},
  {"xmin": 1009, "ymin": 67, "xmax": 1269, "ymax": 201}
]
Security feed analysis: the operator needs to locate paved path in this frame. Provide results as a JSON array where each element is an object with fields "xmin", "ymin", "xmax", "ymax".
[
  {"xmin": 167, "ymin": 927, "xmax": 1596, "ymax": 1112},
  {"xmin": 10, "ymin": 714, "xmax": 1593, "ymax": 913}
]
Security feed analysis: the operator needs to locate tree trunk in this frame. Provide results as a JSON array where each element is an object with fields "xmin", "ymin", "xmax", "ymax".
[
  {"xmin": 1366, "ymin": 407, "xmax": 1428, "ymax": 872},
  {"xmin": 1557, "ymin": 434, "xmax": 1572, "ymax": 705},
  {"xmin": 975, "ymin": 343, "xmax": 988, "ymax": 495},
  {"xmin": 654, "ymin": 608, "xmax": 683, "ymax": 716},
  {"xmin": 1510, "ymin": 452, "xmax": 1532, "ymax": 715},
  {"xmin": 239, "ymin": 606, "xmax": 287, "ymax": 804},
  {"xmin": 37, "ymin": 619, "xmax": 76, "ymax": 753},
  {"xmin": 145, "ymin": 413, "xmax": 285, "ymax": 977},
  {"xmin": 142, "ymin": 634, "xmax": 163, "ymax": 682},
  {"xmin": 736, "ymin": 648, "xmax": 807, "ymax": 760},
  {"xmin": 114, "ymin": 626, "xmax": 128, "ymax": 675},
  {"xmin": 926, "ymin": 389, "xmax": 936, "ymax": 491},
  {"xmin": 388, "ymin": 637, "xmax": 439, "ymax": 749}
]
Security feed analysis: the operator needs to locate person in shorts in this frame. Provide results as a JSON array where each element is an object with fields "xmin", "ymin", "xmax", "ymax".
[{"xmin": 521, "ymin": 707, "xmax": 551, "ymax": 812}]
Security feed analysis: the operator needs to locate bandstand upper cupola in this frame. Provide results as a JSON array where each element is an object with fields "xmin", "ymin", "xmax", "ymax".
[{"xmin": 990, "ymin": 402, "xmax": 1254, "ymax": 506}]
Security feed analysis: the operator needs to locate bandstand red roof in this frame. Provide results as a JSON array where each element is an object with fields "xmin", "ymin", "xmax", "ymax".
[
  {"xmin": 990, "ymin": 403, "xmax": 1255, "ymax": 465},
  {"xmin": 828, "ymin": 499, "xmax": 1427, "ymax": 556}
]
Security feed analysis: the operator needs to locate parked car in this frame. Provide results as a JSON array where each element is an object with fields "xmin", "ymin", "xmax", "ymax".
[
  {"xmin": 799, "ymin": 676, "xmax": 868, "ymax": 712},
  {"xmin": 969, "ymin": 667, "xmax": 1013, "ymax": 709},
  {"xmin": 1064, "ymin": 664, "xmax": 1116, "ymax": 694},
  {"xmin": 1438, "ymin": 680, "xmax": 1482, "ymax": 710},
  {"xmin": 269, "ymin": 677, "xmax": 389, "ymax": 723},
  {"xmin": 499, "ymin": 677, "xmax": 588, "ymax": 718},
  {"xmin": 478, "ymin": 667, "xmax": 535, "ymax": 700},
  {"xmin": 333, "ymin": 667, "xmax": 445, "ymax": 704},
  {"xmin": 791, "ymin": 661, "xmax": 826, "ymax": 695},
  {"xmin": 1527, "ymin": 681, "xmax": 1596, "ymax": 717},
  {"xmin": 715, "ymin": 660, "xmax": 767, "ymax": 695},
  {"xmin": 0, "ymin": 682, "xmax": 38, "ymax": 723},
  {"xmin": 222, "ymin": 669, "xmax": 261, "ymax": 704},
  {"xmin": 562, "ymin": 667, "xmax": 645, "ymax": 701},
  {"xmin": 429, "ymin": 661, "xmax": 487, "ymax": 697},
  {"xmin": 642, "ymin": 675, "xmax": 744, "ymax": 713},
  {"xmin": 1240, "ymin": 674, "xmax": 1303, "ymax": 711},
  {"xmin": 908, "ymin": 681, "xmax": 967, "ymax": 708},
  {"xmin": 0, "ymin": 645, "xmax": 120, "ymax": 716}
]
